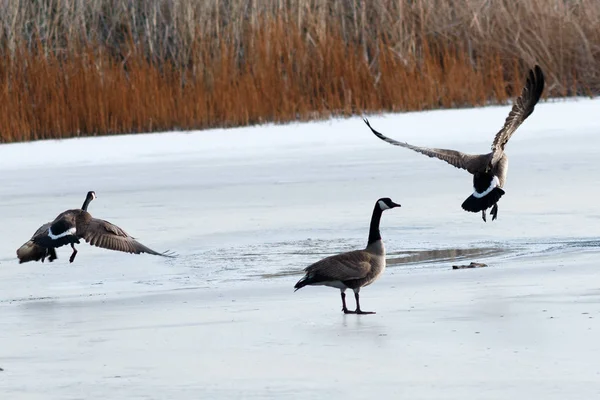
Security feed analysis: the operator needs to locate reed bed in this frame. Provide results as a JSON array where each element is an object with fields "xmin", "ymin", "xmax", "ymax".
[{"xmin": 0, "ymin": 0, "xmax": 598, "ymax": 142}]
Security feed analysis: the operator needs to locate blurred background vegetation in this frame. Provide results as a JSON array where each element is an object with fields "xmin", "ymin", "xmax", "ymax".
[{"xmin": 0, "ymin": 0, "xmax": 598, "ymax": 142}]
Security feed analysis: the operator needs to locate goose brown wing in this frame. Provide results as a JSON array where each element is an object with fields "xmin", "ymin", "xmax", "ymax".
[
  {"xmin": 82, "ymin": 218, "xmax": 172, "ymax": 257},
  {"xmin": 304, "ymin": 250, "xmax": 372, "ymax": 281},
  {"xmin": 364, "ymin": 118, "xmax": 482, "ymax": 173},
  {"xmin": 491, "ymin": 65, "xmax": 544, "ymax": 163},
  {"xmin": 31, "ymin": 222, "xmax": 53, "ymax": 239}
]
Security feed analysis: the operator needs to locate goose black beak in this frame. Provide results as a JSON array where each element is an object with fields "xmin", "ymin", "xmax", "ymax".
[{"xmin": 391, "ymin": 202, "xmax": 401, "ymax": 208}]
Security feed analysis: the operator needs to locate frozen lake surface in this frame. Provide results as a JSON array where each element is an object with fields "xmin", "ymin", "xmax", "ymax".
[{"xmin": 1, "ymin": 98, "xmax": 600, "ymax": 398}]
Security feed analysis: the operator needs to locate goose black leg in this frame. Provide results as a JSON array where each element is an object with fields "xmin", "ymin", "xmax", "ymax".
[
  {"xmin": 481, "ymin": 209, "xmax": 487, "ymax": 222},
  {"xmin": 341, "ymin": 291, "xmax": 355, "ymax": 314},
  {"xmin": 354, "ymin": 291, "xmax": 375, "ymax": 315},
  {"xmin": 491, "ymin": 204, "xmax": 498, "ymax": 221},
  {"xmin": 48, "ymin": 248, "xmax": 57, "ymax": 262},
  {"xmin": 69, "ymin": 244, "xmax": 78, "ymax": 263}
]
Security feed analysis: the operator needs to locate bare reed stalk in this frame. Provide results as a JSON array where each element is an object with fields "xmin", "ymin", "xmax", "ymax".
[{"xmin": 0, "ymin": 0, "xmax": 598, "ymax": 142}]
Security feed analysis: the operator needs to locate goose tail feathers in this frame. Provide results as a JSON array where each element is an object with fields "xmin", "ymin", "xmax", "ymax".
[
  {"xmin": 294, "ymin": 275, "xmax": 311, "ymax": 292},
  {"xmin": 461, "ymin": 187, "xmax": 505, "ymax": 213},
  {"xmin": 16, "ymin": 241, "xmax": 56, "ymax": 264}
]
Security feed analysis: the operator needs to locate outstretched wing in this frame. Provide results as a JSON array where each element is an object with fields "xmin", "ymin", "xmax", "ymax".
[
  {"xmin": 364, "ymin": 118, "xmax": 483, "ymax": 173},
  {"xmin": 491, "ymin": 65, "xmax": 545, "ymax": 161},
  {"xmin": 304, "ymin": 250, "xmax": 373, "ymax": 282},
  {"xmin": 82, "ymin": 218, "xmax": 174, "ymax": 257}
]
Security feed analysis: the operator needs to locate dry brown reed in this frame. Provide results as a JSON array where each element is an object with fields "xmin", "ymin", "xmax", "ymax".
[{"xmin": 0, "ymin": 0, "xmax": 598, "ymax": 143}]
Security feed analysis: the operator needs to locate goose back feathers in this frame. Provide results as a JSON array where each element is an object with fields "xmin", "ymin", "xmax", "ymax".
[{"xmin": 294, "ymin": 246, "xmax": 383, "ymax": 291}]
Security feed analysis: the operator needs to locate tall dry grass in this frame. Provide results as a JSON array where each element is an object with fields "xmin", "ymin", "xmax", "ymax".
[{"xmin": 0, "ymin": 0, "xmax": 598, "ymax": 142}]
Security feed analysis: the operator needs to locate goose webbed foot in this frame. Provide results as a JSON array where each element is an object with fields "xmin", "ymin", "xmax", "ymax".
[
  {"xmin": 356, "ymin": 309, "xmax": 376, "ymax": 315},
  {"xmin": 491, "ymin": 204, "xmax": 498, "ymax": 221},
  {"xmin": 69, "ymin": 244, "xmax": 78, "ymax": 263},
  {"xmin": 481, "ymin": 209, "xmax": 487, "ymax": 222}
]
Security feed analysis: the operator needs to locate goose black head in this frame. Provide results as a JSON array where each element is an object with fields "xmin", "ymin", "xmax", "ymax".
[
  {"xmin": 81, "ymin": 191, "xmax": 97, "ymax": 211},
  {"xmin": 376, "ymin": 197, "xmax": 401, "ymax": 211}
]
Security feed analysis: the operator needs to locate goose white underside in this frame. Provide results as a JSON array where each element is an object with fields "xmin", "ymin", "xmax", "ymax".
[
  {"xmin": 48, "ymin": 227, "xmax": 76, "ymax": 240},
  {"xmin": 473, "ymin": 176, "xmax": 500, "ymax": 198},
  {"xmin": 314, "ymin": 281, "xmax": 348, "ymax": 290}
]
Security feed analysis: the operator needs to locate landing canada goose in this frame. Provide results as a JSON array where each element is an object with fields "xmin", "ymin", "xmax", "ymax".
[
  {"xmin": 364, "ymin": 65, "xmax": 544, "ymax": 222},
  {"xmin": 16, "ymin": 191, "xmax": 174, "ymax": 263},
  {"xmin": 294, "ymin": 197, "xmax": 400, "ymax": 314}
]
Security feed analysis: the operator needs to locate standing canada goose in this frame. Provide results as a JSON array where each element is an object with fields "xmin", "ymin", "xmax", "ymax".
[
  {"xmin": 294, "ymin": 197, "xmax": 400, "ymax": 314},
  {"xmin": 364, "ymin": 65, "xmax": 544, "ymax": 222},
  {"xmin": 16, "ymin": 191, "xmax": 173, "ymax": 263}
]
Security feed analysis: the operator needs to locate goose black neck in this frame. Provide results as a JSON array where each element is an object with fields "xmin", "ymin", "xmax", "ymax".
[
  {"xmin": 81, "ymin": 196, "xmax": 93, "ymax": 211},
  {"xmin": 367, "ymin": 204, "xmax": 383, "ymax": 245}
]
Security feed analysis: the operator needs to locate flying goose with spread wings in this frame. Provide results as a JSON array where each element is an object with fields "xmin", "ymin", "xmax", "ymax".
[
  {"xmin": 364, "ymin": 65, "xmax": 544, "ymax": 222},
  {"xmin": 17, "ymin": 191, "xmax": 174, "ymax": 263}
]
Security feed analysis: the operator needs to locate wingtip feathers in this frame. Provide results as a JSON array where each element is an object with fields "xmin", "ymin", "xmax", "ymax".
[
  {"xmin": 161, "ymin": 250, "xmax": 178, "ymax": 258},
  {"xmin": 528, "ymin": 64, "xmax": 545, "ymax": 104}
]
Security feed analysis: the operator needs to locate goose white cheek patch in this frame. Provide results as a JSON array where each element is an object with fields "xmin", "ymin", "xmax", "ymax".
[
  {"xmin": 473, "ymin": 176, "xmax": 500, "ymax": 198},
  {"xmin": 48, "ymin": 227, "xmax": 76, "ymax": 240},
  {"xmin": 378, "ymin": 200, "xmax": 390, "ymax": 210}
]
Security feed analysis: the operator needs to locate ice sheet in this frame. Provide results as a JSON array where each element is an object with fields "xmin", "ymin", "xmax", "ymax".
[{"xmin": 1, "ymin": 98, "xmax": 599, "ymax": 399}]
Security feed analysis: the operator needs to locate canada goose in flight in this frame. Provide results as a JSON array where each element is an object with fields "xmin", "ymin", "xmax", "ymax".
[
  {"xmin": 16, "ymin": 191, "xmax": 174, "ymax": 263},
  {"xmin": 364, "ymin": 65, "xmax": 544, "ymax": 222},
  {"xmin": 294, "ymin": 197, "xmax": 400, "ymax": 314}
]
